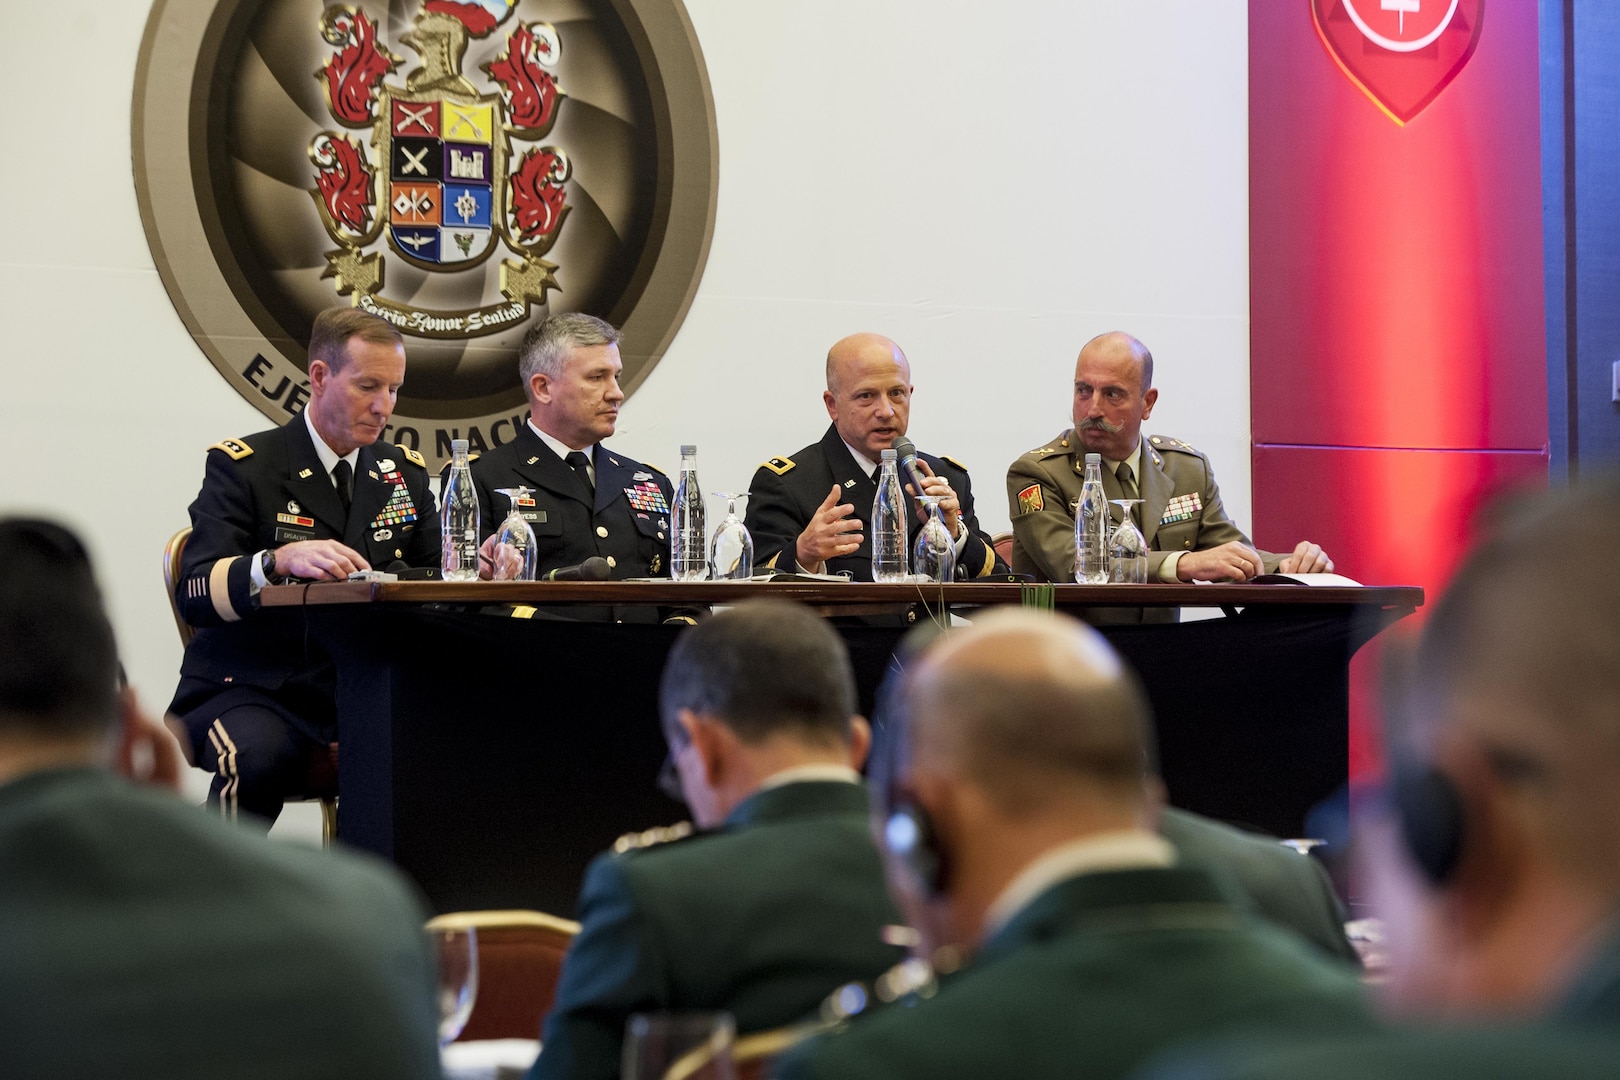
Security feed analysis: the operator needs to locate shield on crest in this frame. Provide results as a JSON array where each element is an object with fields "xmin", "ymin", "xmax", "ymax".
[{"xmin": 379, "ymin": 88, "xmax": 505, "ymax": 268}]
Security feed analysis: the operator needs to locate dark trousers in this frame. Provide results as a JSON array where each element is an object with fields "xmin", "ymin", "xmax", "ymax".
[{"xmin": 189, "ymin": 704, "xmax": 326, "ymax": 826}]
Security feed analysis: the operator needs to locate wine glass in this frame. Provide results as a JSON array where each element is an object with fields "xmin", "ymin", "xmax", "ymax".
[
  {"xmin": 433, "ymin": 926, "xmax": 478, "ymax": 1047},
  {"xmin": 1107, "ymin": 499, "xmax": 1148, "ymax": 584},
  {"xmin": 708, "ymin": 493, "xmax": 753, "ymax": 580},
  {"xmin": 491, "ymin": 487, "xmax": 538, "ymax": 581},
  {"xmin": 622, "ymin": 1012, "xmax": 737, "ymax": 1080},
  {"xmin": 912, "ymin": 496, "xmax": 956, "ymax": 583}
]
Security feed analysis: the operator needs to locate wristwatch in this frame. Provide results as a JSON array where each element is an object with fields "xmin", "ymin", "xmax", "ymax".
[{"xmin": 258, "ymin": 548, "xmax": 277, "ymax": 583}]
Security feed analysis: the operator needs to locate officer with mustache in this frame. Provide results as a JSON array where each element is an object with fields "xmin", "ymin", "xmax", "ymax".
[{"xmin": 1006, "ymin": 332, "xmax": 1331, "ymax": 620}]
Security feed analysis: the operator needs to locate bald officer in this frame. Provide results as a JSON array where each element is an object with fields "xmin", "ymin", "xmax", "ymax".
[
  {"xmin": 1007, "ymin": 332, "xmax": 1331, "ymax": 616},
  {"xmin": 746, "ymin": 333, "xmax": 1006, "ymax": 580}
]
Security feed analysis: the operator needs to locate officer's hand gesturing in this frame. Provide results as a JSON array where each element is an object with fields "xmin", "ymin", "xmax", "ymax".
[
  {"xmin": 1176, "ymin": 541, "xmax": 1263, "ymax": 582},
  {"xmin": 274, "ymin": 539, "xmax": 370, "ymax": 580},
  {"xmin": 796, "ymin": 485, "xmax": 863, "ymax": 573}
]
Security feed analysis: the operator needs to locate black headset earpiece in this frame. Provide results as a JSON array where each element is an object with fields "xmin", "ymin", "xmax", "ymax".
[
  {"xmin": 1389, "ymin": 760, "xmax": 1466, "ymax": 887},
  {"xmin": 884, "ymin": 801, "xmax": 946, "ymax": 897}
]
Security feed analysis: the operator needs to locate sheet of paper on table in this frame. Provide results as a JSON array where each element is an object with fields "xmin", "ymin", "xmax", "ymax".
[
  {"xmin": 1251, "ymin": 572, "xmax": 1364, "ymax": 587},
  {"xmin": 441, "ymin": 1038, "xmax": 541, "ymax": 1080}
]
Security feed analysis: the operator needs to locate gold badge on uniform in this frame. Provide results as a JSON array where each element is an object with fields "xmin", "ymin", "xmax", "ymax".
[{"xmin": 1016, "ymin": 484, "xmax": 1044, "ymax": 514}]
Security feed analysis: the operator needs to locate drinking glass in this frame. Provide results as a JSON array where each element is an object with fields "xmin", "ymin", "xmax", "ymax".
[
  {"xmin": 912, "ymin": 496, "xmax": 956, "ymax": 583},
  {"xmin": 1107, "ymin": 499, "xmax": 1148, "ymax": 584},
  {"xmin": 622, "ymin": 1011, "xmax": 736, "ymax": 1080},
  {"xmin": 491, "ymin": 487, "xmax": 538, "ymax": 581},
  {"xmin": 433, "ymin": 927, "xmax": 478, "ymax": 1047},
  {"xmin": 708, "ymin": 493, "xmax": 753, "ymax": 580}
]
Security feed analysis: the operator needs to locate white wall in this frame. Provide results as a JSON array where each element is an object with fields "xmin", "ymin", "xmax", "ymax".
[{"xmin": 0, "ymin": 2, "xmax": 1250, "ymax": 727}]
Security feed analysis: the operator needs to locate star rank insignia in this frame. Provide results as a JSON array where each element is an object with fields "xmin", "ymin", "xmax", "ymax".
[{"xmin": 1161, "ymin": 492, "xmax": 1202, "ymax": 525}]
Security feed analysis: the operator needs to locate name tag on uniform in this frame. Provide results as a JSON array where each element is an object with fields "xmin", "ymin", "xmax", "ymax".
[
  {"xmin": 275, "ymin": 526, "xmax": 316, "ymax": 543},
  {"xmin": 519, "ymin": 510, "xmax": 547, "ymax": 524}
]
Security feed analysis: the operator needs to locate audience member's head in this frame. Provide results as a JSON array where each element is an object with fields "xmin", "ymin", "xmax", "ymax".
[
  {"xmin": 879, "ymin": 608, "xmax": 1154, "ymax": 954},
  {"xmin": 1367, "ymin": 476, "xmax": 1620, "ymax": 1019},
  {"xmin": 0, "ymin": 518, "xmax": 118, "ymax": 744},
  {"xmin": 657, "ymin": 599, "xmax": 867, "ymax": 827}
]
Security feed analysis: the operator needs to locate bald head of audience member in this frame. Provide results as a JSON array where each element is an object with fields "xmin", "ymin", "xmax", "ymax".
[
  {"xmin": 823, "ymin": 332, "xmax": 914, "ymax": 462},
  {"xmin": 886, "ymin": 609, "xmax": 1154, "ymax": 952},
  {"xmin": 1368, "ymin": 478, "xmax": 1620, "ymax": 1019},
  {"xmin": 658, "ymin": 599, "xmax": 872, "ymax": 828}
]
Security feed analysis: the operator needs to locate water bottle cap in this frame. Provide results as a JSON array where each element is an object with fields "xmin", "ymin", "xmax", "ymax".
[
  {"xmin": 680, "ymin": 444, "xmax": 697, "ymax": 455},
  {"xmin": 880, "ymin": 448, "xmax": 897, "ymax": 460},
  {"xmin": 1084, "ymin": 453, "xmax": 1101, "ymax": 463},
  {"xmin": 452, "ymin": 439, "xmax": 469, "ymax": 453}
]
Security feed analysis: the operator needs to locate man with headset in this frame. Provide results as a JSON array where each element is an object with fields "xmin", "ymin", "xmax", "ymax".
[
  {"xmin": 531, "ymin": 599, "xmax": 904, "ymax": 1080},
  {"xmin": 777, "ymin": 609, "xmax": 1367, "ymax": 1080},
  {"xmin": 1137, "ymin": 479, "xmax": 1620, "ymax": 1079}
]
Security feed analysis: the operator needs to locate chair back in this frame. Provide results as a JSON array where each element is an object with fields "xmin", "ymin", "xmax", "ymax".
[
  {"xmin": 162, "ymin": 526, "xmax": 196, "ymax": 647},
  {"xmin": 990, "ymin": 531, "xmax": 1015, "ymax": 570},
  {"xmin": 427, "ymin": 910, "xmax": 582, "ymax": 1042}
]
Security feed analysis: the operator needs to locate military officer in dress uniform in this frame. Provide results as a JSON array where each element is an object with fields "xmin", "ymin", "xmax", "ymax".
[
  {"xmin": 465, "ymin": 313, "xmax": 674, "ymax": 611},
  {"xmin": 1006, "ymin": 331, "xmax": 1332, "ymax": 619},
  {"xmin": 168, "ymin": 308, "xmax": 438, "ymax": 824},
  {"xmin": 531, "ymin": 600, "xmax": 904, "ymax": 1080},
  {"xmin": 745, "ymin": 332, "xmax": 1007, "ymax": 580}
]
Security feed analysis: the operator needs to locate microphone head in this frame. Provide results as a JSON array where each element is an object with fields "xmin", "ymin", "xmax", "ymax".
[
  {"xmin": 580, "ymin": 556, "xmax": 612, "ymax": 581},
  {"xmin": 891, "ymin": 435, "xmax": 917, "ymax": 465}
]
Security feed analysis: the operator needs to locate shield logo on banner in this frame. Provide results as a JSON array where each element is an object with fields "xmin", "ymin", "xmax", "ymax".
[{"xmin": 1310, "ymin": 0, "xmax": 1485, "ymax": 124}]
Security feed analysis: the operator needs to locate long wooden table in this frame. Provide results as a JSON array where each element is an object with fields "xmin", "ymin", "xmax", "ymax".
[{"xmin": 265, "ymin": 580, "xmax": 1420, "ymax": 914}]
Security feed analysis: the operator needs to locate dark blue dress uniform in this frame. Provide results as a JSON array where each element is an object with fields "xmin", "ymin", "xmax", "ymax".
[
  {"xmin": 466, "ymin": 424, "xmax": 675, "ymax": 621},
  {"xmin": 745, "ymin": 425, "xmax": 1008, "ymax": 580},
  {"xmin": 167, "ymin": 416, "xmax": 438, "ymax": 822}
]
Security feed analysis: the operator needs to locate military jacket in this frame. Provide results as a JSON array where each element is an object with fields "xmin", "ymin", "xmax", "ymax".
[
  {"xmin": 168, "ymin": 416, "xmax": 437, "ymax": 732},
  {"xmin": 1006, "ymin": 428, "xmax": 1280, "ymax": 586},
  {"xmin": 0, "ymin": 768, "xmax": 442, "ymax": 1080},
  {"xmin": 467, "ymin": 424, "xmax": 673, "ymax": 580},
  {"xmin": 777, "ymin": 865, "xmax": 1368, "ymax": 1080},
  {"xmin": 745, "ymin": 425, "xmax": 1006, "ymax": 580},
  {"xmin": 532, "ymin": 781, "xmax": 905, "ymax": 1080}
]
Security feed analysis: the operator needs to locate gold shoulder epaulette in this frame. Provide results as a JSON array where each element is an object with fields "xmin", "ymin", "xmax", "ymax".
[
  {"xmin": 940, "ymin": 455, "xmax": 967, "ymax": 472},
  {"xmin": 402, "ymin": 447, "xmax": 427, "ymax": 468},
  {"xmin": 761, "ymin": 455, "xmax": 796, "ymax": 476},
  {"xmin": 208, "ymin": 438, "xmax": 254, "ymax": 461},
  {"xmin": 612, "ymin": 821, "xmax": 694, "ymax": 854}
]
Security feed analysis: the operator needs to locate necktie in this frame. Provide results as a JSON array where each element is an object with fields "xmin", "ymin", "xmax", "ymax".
[
  {"xmin": 565, "ymin": 450, "xmax": 593, "ymax": 493},
  {"xmin": 1116, "ymin": 461, "xmax": 1139, "ymax": 501},
  {"xmin": 1116, "ymin": 462, "xmax": 1140, "ymax": 525},
  {"xmin": 332, "ymin": 459, "xmax": 353, "ymax": 514}
]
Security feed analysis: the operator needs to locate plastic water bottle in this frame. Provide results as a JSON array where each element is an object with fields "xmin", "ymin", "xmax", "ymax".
[
  {"xmin": 1075, "ymin": 453, "xmax": 1109, "ymax": 584},
  {"xmin": 441, "ymin": 439, "xmax": 480, "ymax": 581},
  {"xmin": 872, "ymin": 448, "xmax": 909, "ymax": 582},
  {"xmin": 671, "ymin": 444, "xmax": 707, "ymax": 580}
]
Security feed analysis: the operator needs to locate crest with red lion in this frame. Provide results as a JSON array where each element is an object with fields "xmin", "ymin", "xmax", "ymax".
[{"xmin": 310, "ymin": 1, "xmax": 571, "ymax": 337}]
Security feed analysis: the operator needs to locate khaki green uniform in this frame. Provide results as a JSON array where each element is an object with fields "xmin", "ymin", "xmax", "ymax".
[{"xmin": 1006, "ymin": 429, "xmax": 1281, "ymax": 621}]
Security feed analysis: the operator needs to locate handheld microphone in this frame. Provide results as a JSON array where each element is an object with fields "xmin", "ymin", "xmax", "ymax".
[
  {"xmin": 890, "ymin": 436, "xmax": 929, "ymax": 495},
  {"xmin": 544, "ymin": 556, "xmax": 612, "ymax": 582}
]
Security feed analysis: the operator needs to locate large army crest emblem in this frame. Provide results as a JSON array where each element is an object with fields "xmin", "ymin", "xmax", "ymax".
[
  {"xmin": 310, "ymin": 2, "xmax": 570, "ymax": 335},
  {"xmin": 134, "ymin": 0, "xmax": 717, "ymax": 468}
]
